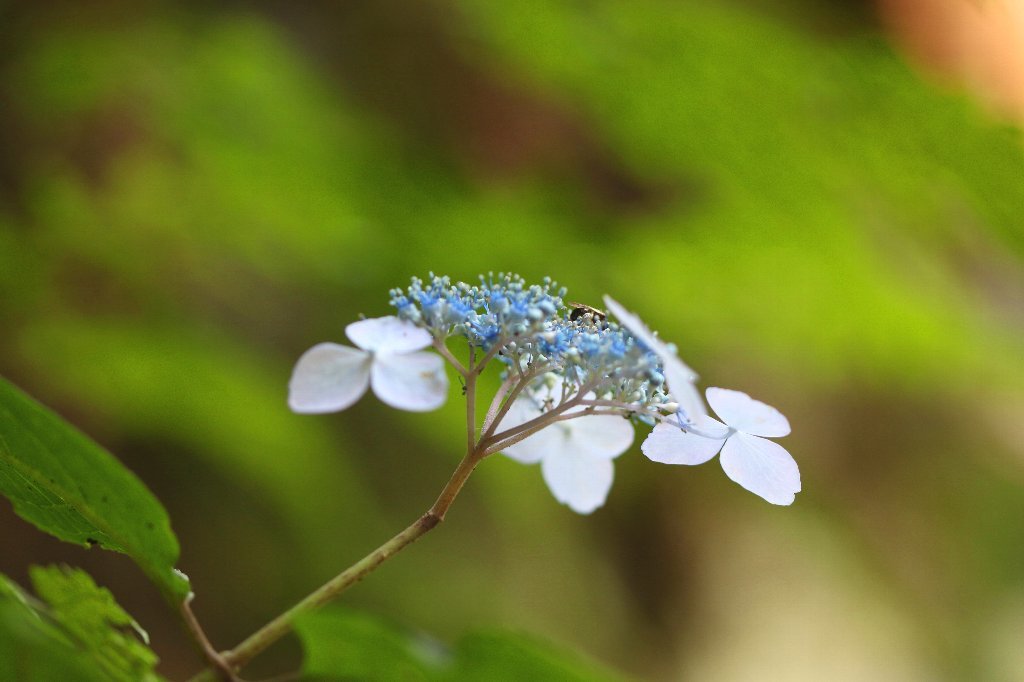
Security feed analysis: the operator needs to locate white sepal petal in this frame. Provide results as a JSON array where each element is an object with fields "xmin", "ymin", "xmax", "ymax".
[
  {"xmin": 642, "ymin": 421, "xmax": 726, "ymax": 465},
  {"xmin": 661, "ymin": 356, "xmax": 707, "ymax": 422},
  {"xmin": 346, "ymin": 316, "xmax": 433, "ymax": 354},
  {"xmin": 288, "ymin": 343, "xmax": 372, "ymax": 413},
  {"xmin": 567, "ymin": 414, "xmax": 634, "ymax": 460},
  {"xmin": 603, "ymin": 296, "xmax": 675, "ymax": 363},
  {"xmin": 707, "ymin": 388, "xmax": 790, "ymax": 437},
  {"xmin": 370, "ymin": 351, "xmax": 448, "ymax": 412},
  {"xmin": 541, "ymin": 450, "xmax": 615, "ymax": 515},
  {"xmin": 719, "ymin": 432, "xmax": 801, "ymax": 505},
  {"xmin": 603, "ymin": 295, "xmax": 706, "ymax": 420}
]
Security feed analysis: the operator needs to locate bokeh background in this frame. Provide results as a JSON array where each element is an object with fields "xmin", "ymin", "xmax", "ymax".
[{"xmin": 2, "ymin": 0, "xmax": 1023, "ymax": 680}]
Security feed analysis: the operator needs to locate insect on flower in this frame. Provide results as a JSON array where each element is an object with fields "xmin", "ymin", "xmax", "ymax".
[{"xmin": 568, "ymin": 302, "xmax": 607, "ymax": 324}]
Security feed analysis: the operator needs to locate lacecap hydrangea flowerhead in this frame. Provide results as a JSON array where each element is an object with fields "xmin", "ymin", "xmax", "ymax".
[{"xmin": 289, "ymin": 273, "xmax": 801, "ymax": 513}]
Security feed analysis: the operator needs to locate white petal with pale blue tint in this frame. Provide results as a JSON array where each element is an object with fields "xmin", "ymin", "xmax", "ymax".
[
  {"xmin": 642, "ymin": 420, "xmax": 727, "ymax": 465},
  {"xmin": 568, "ymin": 414, "xmax": 634, "ymax": 460},
  {"xmin": 288, "ymin": 343, "xmax": 372, "ymax": 413},
  {"xmin": 541, "ymin": 450, "xmax": 615, "ymax": 514},
  {"xmin": 719, "ymin": 432, "xmax": 801, "ymax": 505},
  {"xmin": 707, "ymin": 387, "xmax": 790, "ymax": 437},
  {"xmin": 346, "ymin": 316, "xmax": 433, "ymax": 354},
  {"xmin": 370, "ymin": 351, "xmax": 448, "ymax": 411},
  {"xmin": 603, "ymin": 295, "xmax": 706, "ymax": 420}
]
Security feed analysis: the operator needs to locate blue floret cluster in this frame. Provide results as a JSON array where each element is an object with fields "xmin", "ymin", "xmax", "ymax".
[
  {"xmin": 390, "ymin": 273, "xmax": 671, "ymax": 413},
  {"xmin": 390, "ymin": 273, "xmax": 563, "ymax": 343}
]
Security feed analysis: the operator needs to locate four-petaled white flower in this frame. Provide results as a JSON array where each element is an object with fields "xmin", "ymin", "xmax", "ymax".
[
  {"xmin": 500, "ymin": 376, "xmax": 634, "ymax": 514},
  {"xmin": 289, "ymin": 316, "xmax": 448, "ymax": 413},
  {"xmin": 602, "ymin": 295, "xmax": 706, "ymax": 424},
  {"xmin": 642, "ymin": 388, "xmax": 800, "ymax": 505}
]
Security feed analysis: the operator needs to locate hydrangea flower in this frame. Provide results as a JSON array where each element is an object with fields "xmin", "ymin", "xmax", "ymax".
[
  {"xmin": 499, "ymin": 375, "xmax": 634, "ymax": 514},
  {"xmin": 602, "ymin": 296, "xmax": 706, "ymax": 423},
  {"xmin": 289, "ymin": 274, "xmax": 801, "ymax": 515},
  {"xmin": 642, "ymin": 388, "xmax": 800, "ymax": 505},
  {"xmin": 289, "ymin": 316, "xmax": 448, "ymax": 413}
]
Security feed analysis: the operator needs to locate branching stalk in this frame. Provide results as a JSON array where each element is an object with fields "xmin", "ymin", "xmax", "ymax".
[
  {"xmin": 432, "ymin": 337, "xmax": 469, "ymax": 376},
  {"xmin": 180, "ymin": 598, "xmax": 237, "ymax": 681},
  {"xmin": 480, "ymin": 364, "xmax": 545, "ymax": 442},
  {"xmin": 482, "ymin": 405, "xmax": 610, "ymax": 455},
  {"xmin": 471, "ymin": 337, "xmax": 508, "ymax": 375},
  {"xmin": 481, "ymin": 372, "xmax": 517, "ymax": 434},
  {"xmin": 480, "ymin": 395, "xmax": 585, "ymax": 452},
  {"xmin": 185, "ymin": 331, "xmax": 580, "ymax": 681}
]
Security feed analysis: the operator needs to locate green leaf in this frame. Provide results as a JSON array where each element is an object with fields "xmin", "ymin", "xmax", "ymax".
[
  {"xmin": 297, "ymin": 608, "xmax": 628, "ymax": 682},
  {"xmin": 0, "ymin": 569, "xmax": 155, "ymax": 682},
  {"xmin": 29, "ymin": 566, "xmax": 161, "ymax": 682},
  {"xmin": 449, "ymin": 631, "xmax": 624, "ymax": 682},
  {"xmin": 0, "ymin": 606, "xmax": 106, "ymax": 682},
  {"xmin": 0, "ymin": 376, "xmax": 189, "ymax": 600},
  {"xmin": 298, "ymin": 609, "xmax": 437, "ymax": 681}
]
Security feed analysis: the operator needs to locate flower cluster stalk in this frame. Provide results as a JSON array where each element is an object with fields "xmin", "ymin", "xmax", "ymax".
[
  {"xmin": 184, "ymin": 338, "xmax": 566, "ymax": 680},
  {"xmin": 183, "ymin": 273, "xmax": 800, "ymax": 680}
]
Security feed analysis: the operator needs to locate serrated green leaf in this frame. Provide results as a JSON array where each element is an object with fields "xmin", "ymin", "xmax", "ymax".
[
  {"xmin": 29, "ymin": 566, "xmax": 161, "ymax": 682},
  {"xmin": 0, "ymin": 571, "xmax": 122, "ymax": 682},
  {"xmin": 0, "ymin": 376, "xmax": 189, "ymax": 601},
  {"xmin": 297, "ymin": 608, "xmax": 627, "ymax": 682}
]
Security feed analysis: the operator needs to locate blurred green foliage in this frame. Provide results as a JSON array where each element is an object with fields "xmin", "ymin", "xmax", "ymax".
[
  {"xmin": 1, "ymin": 0, "xmax": 1022, "ymax": 680},
  {"xmin": 298, "ymin": 608, "xmax": 624, "ymax": 682},
  {"xmin": 0, "ymin": 568, "xmax": 159, "ymax": 682}
]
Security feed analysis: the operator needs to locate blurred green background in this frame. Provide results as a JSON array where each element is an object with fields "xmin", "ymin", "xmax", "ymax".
[{"xmin": 2, "ymin": 0, "xmax": 1023, "ymax": 680}]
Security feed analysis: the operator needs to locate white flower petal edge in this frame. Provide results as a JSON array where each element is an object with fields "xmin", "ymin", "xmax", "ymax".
[
  {"xmin": 642, "ymin": 421, "xmax": 726, "ymax": 465},
  {"xmin": 569, "ymin": 414, "xmax": 635, "ymax": 460},
  {"xmin": 371, "ymin": 351, "xmax": 449, "ymax": 412},
  {"xmin": 346, "ymin": 316, "xmax": 433, "ymax": 354},
  {"xmin": 288, "ymin": 343, "xmax": 372, "ymax": 413},
  {"xmin": 719, "ymin": 432, "xmax": 800, "ymax": 506},
  {"xmin": 602, "ymin": 295, "xmax": 706, "ymax": 422},
  {"xmin": 707, "ymin": 387, "xmax": 790, "ymax": 437},
  {"xmin": 541, "ymin": 451, "xmax": 615, "ymax": 515}
]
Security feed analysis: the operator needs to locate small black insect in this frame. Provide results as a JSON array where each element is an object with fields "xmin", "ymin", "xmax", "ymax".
[
  {"xmin": 85, "ymin": 538, "xmax": 99, "ymax": 547},
  {"xmin": 568, "ymin": 302, "xmax": 607, "ymax": 324}
]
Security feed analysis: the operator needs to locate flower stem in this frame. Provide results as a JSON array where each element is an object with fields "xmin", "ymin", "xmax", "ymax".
[
  {"xmin": 466, "ymin": 346, "xmax": 477, "ymax": 453},
  {"xmin": 481, "ymin": 372, "xmax": 517, "ymax": 434},
  {"xmin": 180, "ymin": 597, "xmax": 237, "ymax": 681},
  {"xmin": 186, "ymin": 449, "xmax": 482, "ymax": 681},
  {"xmin": 471, "ymin": 337, "xmax": 506, "ymax": 375},
  {"xmin": 479, "ymin": 365, "xmax": 544, "ymax": 442},
  {"xmin": 432, "ymin": 337, "xmax": 469, "ymax": 376}
]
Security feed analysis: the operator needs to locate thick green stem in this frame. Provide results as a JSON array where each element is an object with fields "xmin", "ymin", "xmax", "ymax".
[
  {"xmin": 187, "ymin": 449, "xmax": 481, "ymax": 682},
  {"xmin": 224, "ymin": 514, "xmax": 438, "ymax": 668}
]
